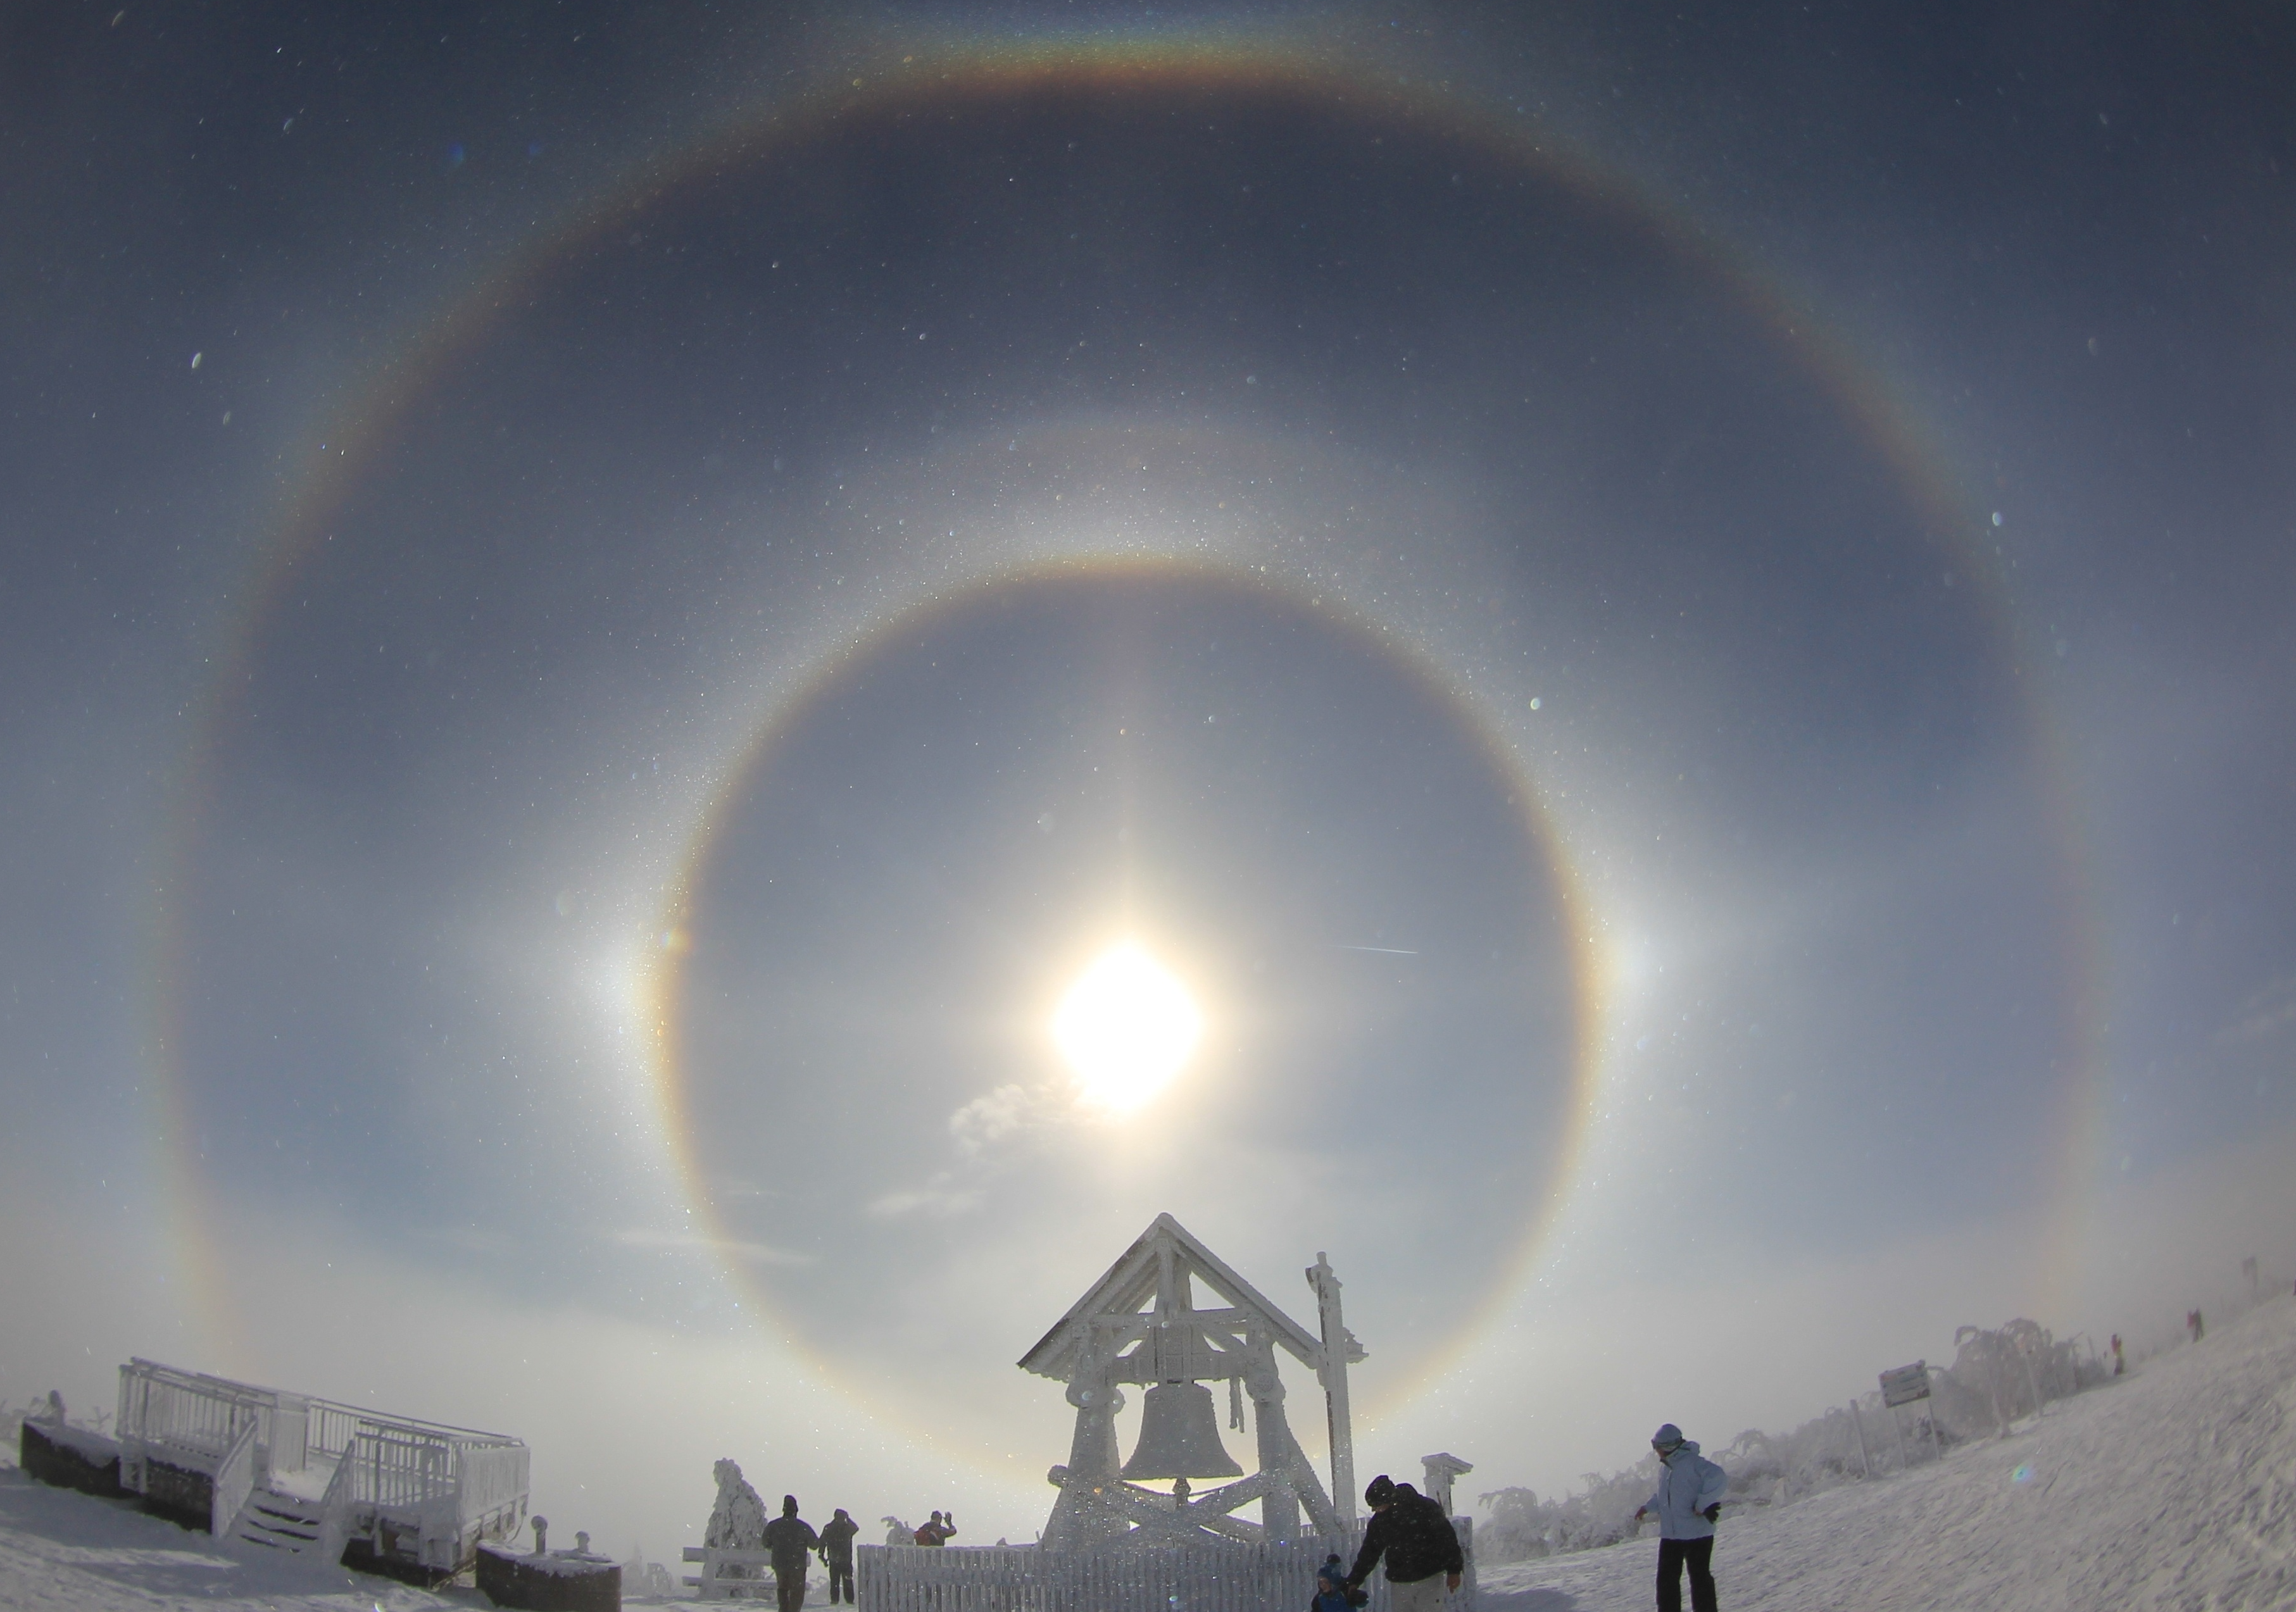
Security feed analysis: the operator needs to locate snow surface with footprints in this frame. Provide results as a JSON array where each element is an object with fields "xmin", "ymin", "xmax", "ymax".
[{"xmin": 4, "ymin": 1296, "xmax": 2293, "ymax": 1609}]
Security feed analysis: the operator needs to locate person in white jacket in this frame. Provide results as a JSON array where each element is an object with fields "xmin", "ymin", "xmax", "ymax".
[{"xmin": 1633, "ymin": 1423, "xmax": 1728, "ymax": 1612}]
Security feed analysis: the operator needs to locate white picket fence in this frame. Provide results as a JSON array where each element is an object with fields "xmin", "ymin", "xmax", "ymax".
[{"xmin": 851, "ymin": 1534, "xmax": 1472, "ymax": 1612}]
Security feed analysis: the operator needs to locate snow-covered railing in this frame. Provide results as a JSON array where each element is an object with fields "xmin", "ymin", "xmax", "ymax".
[
  {"xmin": 307, "ymin": 1401, "xmax": 365, "ymax": 1463},
  {"xmin": 339, "ymin": 1415, "xmax": 529, "ymax": 1569},
  {"xmin": 315, "ymin": 1431, "xmax": 359, "ymax": 1566},
  {"xmin": 210, "ymin": 1420, "xmax": 259, "ymax": 1537},
  {"xmin": 112, "ymin": 1357, "xmax": 527, "ymax": 1570},
  {"xmin": 682, "ymin": 1546, "xmax": 779, "ymax": 1601},
  {"xmin": 116, "ymin": 1359, "xmax": 274, "ymax": 1482},
  {"xmin": 452, "ymin": 1438, "xmax": 531, "ymax": 1537},
  {"xmin": 855, "ymin": 1538, "xmax": 1415, "ymax": 1612}
]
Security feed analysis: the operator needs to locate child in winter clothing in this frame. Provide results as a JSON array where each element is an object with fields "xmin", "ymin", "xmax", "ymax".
[{"xmin": 1311, "ymin": 1553, "xmax": 1356, "ymax": 1612}]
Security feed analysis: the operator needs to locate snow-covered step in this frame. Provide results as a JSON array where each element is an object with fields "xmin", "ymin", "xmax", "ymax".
[{"xmin": 229, "ymin": 1488, "xmax": 330, "ymax": 1556}]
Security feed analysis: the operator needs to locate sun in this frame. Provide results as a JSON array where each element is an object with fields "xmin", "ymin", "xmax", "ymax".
[{"xmin": 1053, "ymin": 944, "xmax": 1203, "ymax": 1111}]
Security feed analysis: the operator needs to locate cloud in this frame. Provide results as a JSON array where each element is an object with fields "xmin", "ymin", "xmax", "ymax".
[
  {"xmin": 611, "ymin": 1228, "xmax": 816, "ymax": 1266},
  {"xmin": 865, "ymin": 1173, "xmax": 985, "ymax": 1221},
  {"xmin": 948, "ymin": 1082, "xmax": 1073, "ymax": 1156}
]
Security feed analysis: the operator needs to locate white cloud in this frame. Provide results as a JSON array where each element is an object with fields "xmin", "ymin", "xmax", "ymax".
[{"xmin": 865, "ymin": 1173, "xmax": 985, "ymax": 1221}]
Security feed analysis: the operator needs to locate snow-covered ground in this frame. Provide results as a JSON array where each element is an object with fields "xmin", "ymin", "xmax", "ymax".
[
  {"xmin": 6, "ymin": 1296, "xmax": 2292, "ymax": 1609},
  {"xmin": 0, "ymin": 1465, "xmax": 467, "ymax": 1611},
  {"xmin": 1481, "ymin": 1294, "xmax": 2296, "ymax": 1611}
]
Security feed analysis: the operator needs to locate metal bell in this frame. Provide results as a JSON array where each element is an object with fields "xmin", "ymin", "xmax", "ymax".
[{"xmin": 1121, "ymin": 1382, "xmax": 1243, "ymax": 1480}]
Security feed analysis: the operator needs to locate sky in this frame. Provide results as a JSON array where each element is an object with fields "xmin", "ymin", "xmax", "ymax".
[{"xmin": 3, "ymin": 0, "xmax": 2293, "ymax": 1563}]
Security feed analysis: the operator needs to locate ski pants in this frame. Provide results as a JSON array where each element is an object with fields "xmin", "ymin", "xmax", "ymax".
[
  {"xmin": 1387, "ymin": 1573, "xmax": 1448, "ymax": 1612},
  {"xmin": 827, "ymin": 1556, "xmax": 855, "ymax": 1604},
  {"xmin": 774, "ymin": 1564, "xmax": 808, "ymax": 1612},
  {"xmin": 1657, "ymin": 1535, "xmax": 1717, "ymax": 1612}
]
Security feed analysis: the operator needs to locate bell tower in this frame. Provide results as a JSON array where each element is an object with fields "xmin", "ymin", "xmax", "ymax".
[{"xmin": 1019, "ymin": 1213, "xmax": 1366, "ymax": 1548}]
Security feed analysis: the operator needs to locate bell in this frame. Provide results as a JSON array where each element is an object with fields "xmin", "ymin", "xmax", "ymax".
[{"xmin": 1122, "ymin": 1382, "xmax": 1244, "ymax": 1481}]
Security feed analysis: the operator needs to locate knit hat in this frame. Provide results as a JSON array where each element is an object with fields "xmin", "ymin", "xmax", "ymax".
[
  {"xmin": 784, "ymin": 1495, "xmax": 800, "ymax": 1515},
  {"xmin": 1651, "ymin": 1423, "xmax": 1684, "ymax": 1451},
  {"xmin": 1364, "ymin": 1474, "xmax": 1396, "ymax": 1507}
]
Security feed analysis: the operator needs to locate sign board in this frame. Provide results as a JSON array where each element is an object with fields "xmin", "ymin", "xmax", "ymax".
[{"xmin": 1879, "ymin": 1362, "xmax": 1931, "ymax": 1408}]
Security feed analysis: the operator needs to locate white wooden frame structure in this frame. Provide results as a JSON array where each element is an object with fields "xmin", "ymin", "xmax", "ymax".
[
  {"xmin": 115, "ymin": 1358, "xmax": 528, "ymax": 1577},
  {"xmin": 1019, "ymin": 1213, "xmax": 1367, "ymax": 1549}
]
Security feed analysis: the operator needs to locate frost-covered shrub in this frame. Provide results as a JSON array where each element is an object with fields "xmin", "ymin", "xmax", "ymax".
[
  {"xmin": 1477, "ymin": 1454, "xmax": 1662, "ymax": 1561},
  {"xmin": 1931, "ymin": 1318, "xmax": 2098, "ymax": 1439}
]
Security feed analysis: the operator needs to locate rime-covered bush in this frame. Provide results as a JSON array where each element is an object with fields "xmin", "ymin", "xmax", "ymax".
[
  {"xmin": 1930, "ymin": 1319, "xmax": 2105, "ymax": 1439},
  {"xmin": 1477, "ymin": 1453, "xmax": 1662, "ymax": 1561}
]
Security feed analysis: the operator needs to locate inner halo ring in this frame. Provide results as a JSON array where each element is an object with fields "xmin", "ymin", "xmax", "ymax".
[{"xmin": 640, "ymin": 553, "xmax": 1608, "ymax": 1445}]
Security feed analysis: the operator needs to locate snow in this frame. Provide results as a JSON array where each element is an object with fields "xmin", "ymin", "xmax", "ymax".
[
  {"xmin": 23, "ymin": 1420, "xmax": 118, "ymax": 1466},
  {"xmin": 0, "ymin": 1463, "xmax": 469, "ymax": 1611},
  {"xmin": 1481, "ymin": 1294, "xmax": 2296, "ymax": 1611},
  {"xmin": 479, "ymin": 1540, "xmax": 619, "ymax": 1578}
]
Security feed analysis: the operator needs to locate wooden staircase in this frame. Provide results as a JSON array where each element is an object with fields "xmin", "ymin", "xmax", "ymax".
[{"xmin": 229, "ymin": 1484, "xmax": 336, "ymax": 1558}]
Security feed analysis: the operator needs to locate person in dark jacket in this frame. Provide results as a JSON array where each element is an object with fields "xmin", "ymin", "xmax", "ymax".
[
  {"xmin": 819, "ymin": 1507, "xmax": 860, "ymax": 1604},
  {"xmin": 1345, "ymin": 1475, "xmax": 1463, "ymax": 1612},
  {"xmin": 762, "ymin": 1495, "xmax": 820, "ymax": 1612}
]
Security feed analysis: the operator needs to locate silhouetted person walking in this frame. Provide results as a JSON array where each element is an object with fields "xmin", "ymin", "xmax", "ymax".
[
  {"xmin": 819, "ymin": 1507, "xmax": 859, "ymax": 1604},
  {"xmin": 763, "ymin": 1495, "xmax": 820, "ymax": 1612},
  {"xmin": 1345, "ymin": 1474, "xmax": 1463, "ymax": 1612},
  {"xmin": 1634, "ymin": 1424, "xmax": 1728, "ymax": 1612}
]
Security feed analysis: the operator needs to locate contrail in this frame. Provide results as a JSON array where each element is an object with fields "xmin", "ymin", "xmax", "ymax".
[{"xmin": 1333, "ymin": 944, "xmax": 1420, "ymax": 956}]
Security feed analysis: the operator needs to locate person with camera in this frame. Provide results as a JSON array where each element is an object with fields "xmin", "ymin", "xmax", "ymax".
[
  {"xmin": 1344, "ymin": 1474, "xmax": 1463, "ymax": 1611},
  {"xmin": 1633, "ymin": 1424, "xmax": 1728, "ymax": 1612}
]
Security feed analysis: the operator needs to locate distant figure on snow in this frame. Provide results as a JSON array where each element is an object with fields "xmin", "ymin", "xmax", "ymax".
[
  {"xmin": 2187, "ymin": 1308, "xmax": 2205, "ymax": 1343},
  {"xmin": 1345, "ymin": 1474, "xmax": 1462, "ymax": 1612},
  {"xmin": 762, "ymin": 1494, "xmax": 820, "ymax": 1612},
  {"xmin": 707, "ymin": 1460, "xmax": 769, "ymax": 1586},
  {"xmin": 2110, "ymin": 1334, "xmax": 2124, "ymax": 1376},
  {"xmin": 819, "ymin": 1506, "xmax": 860, "ymax": 1605},
  {"xmin": 915, "ymin": 1510, "xmax": 957, "ymax": 1546},
  {"xmin": 1633, "ymin": 1424, "xmax": 1729, "ymax": 1612}
]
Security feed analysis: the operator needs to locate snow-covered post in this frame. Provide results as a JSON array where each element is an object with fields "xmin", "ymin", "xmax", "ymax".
[
  {"xmin": 1848, "ymin": 1402, "xmax": 1871, "ymax": 1479},
  {"xmin": 1246, "ymin": 1337, "xmax": 1302, "ymax": 1540},
  {"xmin": 1421, "ymin": 1453, "xmax": 1473, "ymax": 1518},
  {"xmin": 1308, "ymin": 1253, "xmax": 1358, "ymax": 1527}
]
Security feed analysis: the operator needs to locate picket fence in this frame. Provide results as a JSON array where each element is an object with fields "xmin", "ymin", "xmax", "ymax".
[{"xmin": 853, "ymin": 1535, "xmax": 1453, "ymax": 1612}]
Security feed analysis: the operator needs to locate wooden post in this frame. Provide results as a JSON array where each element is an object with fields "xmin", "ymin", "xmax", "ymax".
[
  {"xmin": 1847, "ymin": 1401, "xmax": 1871, "ymax": 1479},
  {"xmin": 1246, "ymin": 1339, "xmax": 1300, "ymax": 1541},
  {"xmin": 1308, "ymin": 1253, "xmax": 1357, "ymax": 1527},
  {"xmin": 1888, "ymin": 1402, "xmax": 1909, "ymax": 1470}
]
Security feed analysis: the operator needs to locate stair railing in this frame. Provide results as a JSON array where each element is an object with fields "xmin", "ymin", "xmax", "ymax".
[
  {"xmin": 211, "ymin": 1420, "xmax": 259, "ymax": 1539},
  {"xmin": 315, "ymin": 1434, "xmax": 360, "ymax": 1566}
]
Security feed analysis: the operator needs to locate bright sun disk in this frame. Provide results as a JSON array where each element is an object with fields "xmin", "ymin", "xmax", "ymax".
[{"xmin": 1053, "ymin": 944, "xmax": 1202, "ymax": 1111}]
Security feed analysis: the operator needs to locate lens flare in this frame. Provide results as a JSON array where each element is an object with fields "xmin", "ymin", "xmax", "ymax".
[{"xmin": 1052, "ymin": 944, "xmax": 1203, "ymax": 1111}]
